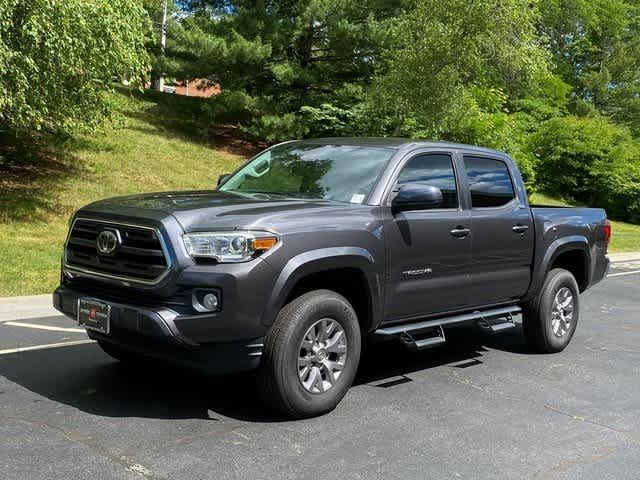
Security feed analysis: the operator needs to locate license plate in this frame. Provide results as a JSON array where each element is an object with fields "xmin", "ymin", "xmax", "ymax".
[{"xmin": 77, "ymin": 298, "xmax": 110, "ymax": 334}]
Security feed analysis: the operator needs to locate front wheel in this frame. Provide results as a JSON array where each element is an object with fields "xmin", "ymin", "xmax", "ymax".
[
  {"xmin": 258, "ymin": 289, "xmax": 361, "ymax": 418},
  {"xmin": 523, "ymin": 268, "xmax": 580, "ymax": 353}
]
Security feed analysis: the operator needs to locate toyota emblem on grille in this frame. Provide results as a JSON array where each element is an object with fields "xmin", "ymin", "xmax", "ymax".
[{"xmin": 96, "ymin": 229, "xmax": 120, "ymax": 256}]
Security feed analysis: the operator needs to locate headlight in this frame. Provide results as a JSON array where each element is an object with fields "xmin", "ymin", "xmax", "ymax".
[{"xmin": 182, "ymin": 231, "xmax": 278, "ymax": 262}]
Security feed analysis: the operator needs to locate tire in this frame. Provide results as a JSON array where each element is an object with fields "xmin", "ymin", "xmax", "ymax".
[
  {"xmin": 258, "ymin": 289, "xmax": 362, "ymax": 419},
  {"xmin": 97, "ymin": 340, "xmax": 142, "ymax": 364},
  {"xmin": 522, "ymin": 268, "xmax": 580, "ymax": 353}
]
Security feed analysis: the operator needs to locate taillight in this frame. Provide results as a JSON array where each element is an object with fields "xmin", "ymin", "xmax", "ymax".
[{"xmin": 603, "ymin": 221, "xmax": 612, "ymax": 246}]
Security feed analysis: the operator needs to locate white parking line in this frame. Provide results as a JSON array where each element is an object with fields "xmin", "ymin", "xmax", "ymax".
[
  {"xmin": 608, "ymin": 269, "xmax": 640, "ymax": 278},
  {"xmin": 0, "ymin": 339, "xmax": 95, "ymax": 356},
  {"xmin": 4, "ymin": 321, "xmax": 85, "ymax": 333}
]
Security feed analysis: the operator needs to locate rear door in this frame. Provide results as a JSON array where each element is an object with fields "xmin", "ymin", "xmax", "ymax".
[
  {"xmin": 462, "ymin": 155, "xmax": 534, "ymax": 305},
  {"xmin": 383, "ymin": 151, "xmax": 472, "ymax": 320}
]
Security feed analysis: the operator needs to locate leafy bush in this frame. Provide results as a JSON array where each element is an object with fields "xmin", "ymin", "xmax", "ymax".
[
  {"xmin": 530, "ymin": 116, "xmax": 640, "ymax": 221},
  {"xmin": 244, "ymin": 113, "xmax": 307, "ymax": 143},
  {"xmin": 299, "ymin": 104, "xmax": 357, "ymax": 138},
  {"xmin": 0, "ymin": 0, "xmax": 149, "ymax": 135},
  {"xmin": 202, "ymin": 90, "xmax": 258, "ymax": 124}
]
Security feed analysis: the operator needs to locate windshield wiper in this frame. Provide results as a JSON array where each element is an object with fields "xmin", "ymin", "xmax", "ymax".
[{"xmin": 229, "ymin": 189, "xmax": 322, "ymax": 200}]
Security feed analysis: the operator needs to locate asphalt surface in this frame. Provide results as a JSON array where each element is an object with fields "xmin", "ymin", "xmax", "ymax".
[{"xmin": 0, "ymin": 263, "xmax": 639, "ymax": 480}]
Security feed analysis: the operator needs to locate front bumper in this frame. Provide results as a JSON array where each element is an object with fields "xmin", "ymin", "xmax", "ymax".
[{"xmin": 53, "ymin": 285, "xmax": 264, "ymax": 375}]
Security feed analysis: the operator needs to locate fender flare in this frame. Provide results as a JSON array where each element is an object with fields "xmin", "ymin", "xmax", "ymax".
[
  {"xmin": 524, "ymin": 235, "xmax": 591, "ymax": 302},
  {"xmin": 260, "ymin": 247, "xmax": 383, "ymax": 331}
]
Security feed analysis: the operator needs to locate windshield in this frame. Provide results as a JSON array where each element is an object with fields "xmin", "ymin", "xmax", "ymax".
[{"xmin": 219, "ymin": 144, "xmax": 395, "ymax": 203}]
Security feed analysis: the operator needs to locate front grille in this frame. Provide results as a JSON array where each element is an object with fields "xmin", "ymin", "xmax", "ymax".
[{"xmin": 65, "ymin": 218, "xmax": 170, "ymax": 284}]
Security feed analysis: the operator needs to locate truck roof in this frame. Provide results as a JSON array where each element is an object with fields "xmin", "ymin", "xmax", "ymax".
[{"xmin": 293, "ymin": 137, "xmax": 509, "ymax": 157}]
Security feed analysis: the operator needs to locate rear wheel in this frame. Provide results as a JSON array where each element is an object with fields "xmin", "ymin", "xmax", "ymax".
[
  {"xmin": 523, "ymin": 268, "xmax": 580, "ymax": 353},
  {"xmin": 258, "ymin": 289, "xmax": 361, "ymax": 418}
]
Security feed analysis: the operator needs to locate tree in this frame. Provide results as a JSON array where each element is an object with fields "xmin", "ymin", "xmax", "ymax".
[
  {"xmin": 364, "ymin": 0, "xmax": 550, "ymax": 138},
  {"xmin": 154, "ymin": 0, "xmax": 407, "ymax": 138},
  {"xmin": 144, "ymin": 0, "xmax": 175, "ymax": 91},
  {"xmin": 539, "ymin": 0, "xmax": 640, "ymax": 134},
  {"xmin": 0, "ymin": 0, "xmax": 150, "ymax": 136}
]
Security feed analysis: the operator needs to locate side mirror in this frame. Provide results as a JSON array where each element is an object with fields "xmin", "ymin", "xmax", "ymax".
[
  {"xmin": 217, "ymin": 174, "xmax": 230, "ymax": 187},
  {"xmin": 392, "ymin": 184, "xmax": 443, "ymax": 213}
]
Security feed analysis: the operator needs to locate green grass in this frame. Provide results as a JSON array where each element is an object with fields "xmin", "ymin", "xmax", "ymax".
[
  {"xmin": 529, "ymin": 192, "xmax": 572, "ymax": 207},
  {"xmin": 0, "ymin": 89, "xmax": 243, "ymax": 296},
  {"xmin": 530, "ymin": 192, "xmax": 640, "ymax": 253}
]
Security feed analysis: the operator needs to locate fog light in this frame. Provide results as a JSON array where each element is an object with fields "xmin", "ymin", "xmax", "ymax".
[
  {"xmin": 192, "ymin": 289, "xmax": 221, "ymax": 313},
  {"xmin": 202, "ymin": 293, "xmax": 219, "ymax": 311}
]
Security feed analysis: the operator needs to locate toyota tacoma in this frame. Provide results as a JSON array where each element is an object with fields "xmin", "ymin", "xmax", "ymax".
[{"xmin": 54, "ymin": 138, "xmax": 610, "ymax": 418}]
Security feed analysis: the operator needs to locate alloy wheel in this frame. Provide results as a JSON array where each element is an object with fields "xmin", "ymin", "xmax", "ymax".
[{"xmin": 297, "ymin": 318, "xmax": 348, "ymax": 393}]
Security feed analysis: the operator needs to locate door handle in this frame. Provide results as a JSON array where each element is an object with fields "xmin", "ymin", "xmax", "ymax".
[
  {"xmin": 512, "ymin": 224, "xmax": 529, "ymax": 234},
  {"xmin": 450, "ymin": 227, "xmax": 471, "ymax": 238}
]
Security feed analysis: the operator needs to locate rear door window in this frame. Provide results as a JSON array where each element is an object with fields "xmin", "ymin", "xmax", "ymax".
[{"xmin": 463, "ymin": 156, "xmax": 515, "ymax": 208}]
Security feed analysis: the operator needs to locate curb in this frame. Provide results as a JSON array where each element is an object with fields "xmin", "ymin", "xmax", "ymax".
[
  {"xmin": 0, "ymin": 294, "xmax": 58, "ymax": 322},
  {"xmin": 608, "ymin": 252, "xmax": 640, "ymax": 263}
]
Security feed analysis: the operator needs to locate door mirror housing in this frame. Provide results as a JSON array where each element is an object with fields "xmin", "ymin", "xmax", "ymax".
[
  {"xmin": 392, "ymin": 184, "xmax": 443, "ymax": 213},
  {"xmin": 217, "ymin": 174, "xmax": 231, "ymax": 187}
]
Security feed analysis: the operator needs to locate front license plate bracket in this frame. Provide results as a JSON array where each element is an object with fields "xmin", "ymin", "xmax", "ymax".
[{"xmin": 77, "ymin": 298, "xmax": 111, "ymax": 334}]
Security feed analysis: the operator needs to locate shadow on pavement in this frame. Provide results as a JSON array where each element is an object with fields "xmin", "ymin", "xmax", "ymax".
[{"xmin": 0, "ymin": 326, "xmax": 528, "ymax": 423}]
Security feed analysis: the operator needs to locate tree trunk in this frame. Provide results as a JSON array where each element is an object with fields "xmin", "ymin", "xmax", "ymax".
[{"xmin": 154, "ymin": 0, "xmax": 168, "ymax": 91}]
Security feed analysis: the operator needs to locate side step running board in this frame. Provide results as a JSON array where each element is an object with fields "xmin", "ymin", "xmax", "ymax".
[
  {"xmin": 374, "ymin": 305, "xmax": 521, "ymax": 350},
  {"xmin": 375, "ymin": 305, "xmax": 521, "ymax": 336},
  {"xmin": 481, "ymin": 320, "xmax": 516, "ymax": 334},
  {"xmin": 399, "ymin": 326, "xmax": 446, "ymax": 351}
]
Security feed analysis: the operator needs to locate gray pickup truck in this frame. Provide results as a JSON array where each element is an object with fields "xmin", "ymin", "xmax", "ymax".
[{"xmin": 54, "ymin": 138, "xmax": 610, "ymax": 418}]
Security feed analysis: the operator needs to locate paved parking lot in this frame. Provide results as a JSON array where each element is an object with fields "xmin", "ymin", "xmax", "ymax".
[{"xmin": 0, "ymin": 261, "xmax": 639, "ymax": 479}]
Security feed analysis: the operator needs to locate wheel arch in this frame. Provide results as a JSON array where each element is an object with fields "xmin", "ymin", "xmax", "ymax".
[
  {"xmin": 549, "ymin": 249, "xmax": 589, "ymax": 292},
  {"xmin": 261, "ymin": 247, "xmax": 384, "ymax": 334},
  {"xmin": 525, "ymin": 236, "xmax": 591, "ymax": 301}
]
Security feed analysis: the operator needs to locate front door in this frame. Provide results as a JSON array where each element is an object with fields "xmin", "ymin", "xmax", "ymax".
[
  {"xmin": 462, "ymin": 155, "xmax": 534, "ymax": 305},
  {"xmin": 384, "ymin": 152, "xmax": 472, "ymax": 321}
]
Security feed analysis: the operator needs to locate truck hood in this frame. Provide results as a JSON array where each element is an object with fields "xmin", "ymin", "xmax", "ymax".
[{"xmin": 80, "ymin": 190, "xmax": 356, "ymax": 232}]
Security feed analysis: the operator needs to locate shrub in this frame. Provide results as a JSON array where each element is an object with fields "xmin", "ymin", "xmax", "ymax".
[
  {"xmin": 244, "ymin": 113, "xmax": 307, "ymax": 143},
  {"xmin": 530, "ymin": 115, "xmax": 640, "ymax": 221},
  {"xmin": 299, "ymin": 104, "xmax": 357, "ymax": 138},
  {"xmin": 202, "ymin": 90, "xmax": 257, "ymax": 124},
  {"xmin": 0, "ymin": 0, "xmax": 149, "ymax": 136}
]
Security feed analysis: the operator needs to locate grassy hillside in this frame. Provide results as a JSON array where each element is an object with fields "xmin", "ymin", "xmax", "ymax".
[
  {"xmin": 0, "ymin": 89, "xmax": 243, "ymax": 296},
  {"xmin": 0, "ymin": 91, "xmax": 638, "ymax": 297}
]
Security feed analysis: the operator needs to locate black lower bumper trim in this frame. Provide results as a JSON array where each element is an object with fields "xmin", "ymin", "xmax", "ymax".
[
  {"xmin": 89, "ymin": 330, "xmax": 262, "ymax": 375},
  {"xmin": 53, "ymin": 285, "xmax": 263, "ymax": 375},
  {"xmin": 54, "ymin": 285, "xmax": 195, "ymax": 346}
]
